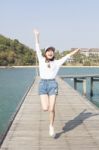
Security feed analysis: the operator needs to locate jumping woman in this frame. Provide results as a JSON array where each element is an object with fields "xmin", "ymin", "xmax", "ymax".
[{"xmin": 33, "ymin": 29, "xmax": 80, "ymax": 137}]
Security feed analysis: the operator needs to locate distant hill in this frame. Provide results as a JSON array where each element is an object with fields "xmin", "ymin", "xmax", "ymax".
[{"xmin": 0, "ymin": 34, "xmax": 36, "ymax": 66}]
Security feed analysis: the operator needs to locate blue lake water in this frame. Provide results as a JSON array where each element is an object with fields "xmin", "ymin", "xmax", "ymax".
[
  {"xmin": 0, "ymin": 67, "xmax": 99, "ymax": 137},
  {"xmin": 0, "ymin": 68, "xmax": 36, "ymax": 137}
]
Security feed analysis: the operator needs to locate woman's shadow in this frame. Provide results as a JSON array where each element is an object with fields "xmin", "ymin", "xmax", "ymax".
[{"xmin": 55, "ymin": 109, "xmax": 99, "ymax": 139}]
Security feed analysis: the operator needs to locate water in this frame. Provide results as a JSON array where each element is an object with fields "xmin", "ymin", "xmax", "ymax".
[
  {"xmin": 0, "ymin": 67, "xmax": 99, "ymax": 138},
  {"xmin": 0, "ymin": 68, "xmax": 36, "ymax": 137}
]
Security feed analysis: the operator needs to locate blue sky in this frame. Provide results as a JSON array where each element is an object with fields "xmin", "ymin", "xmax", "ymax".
[{"xmin": 0, "ymin": 0, "xmax": 99, "ymax": 51}]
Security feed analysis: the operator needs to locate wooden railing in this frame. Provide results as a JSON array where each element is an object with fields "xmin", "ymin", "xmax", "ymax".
[{"xmin": 60, "ymin": 74, "xmax": 99, "ymax": 96}]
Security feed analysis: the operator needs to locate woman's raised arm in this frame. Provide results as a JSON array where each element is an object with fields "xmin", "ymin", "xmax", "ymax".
[
  {"xmin": 33, "ymin": 29, "xmax": 43, "ymax": 61},
  {"xmin": 66, "ymin": 48, "xmax": 80, "ymax": 57},
  {"xmin": 57, "ymin": 48, "xmax": 80, "ymax": 66}
]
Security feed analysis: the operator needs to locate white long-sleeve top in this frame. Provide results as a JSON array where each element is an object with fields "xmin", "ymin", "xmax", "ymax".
[{"xmin": 35, "ymin": 43, "xmax": 70, "ymax": 79}]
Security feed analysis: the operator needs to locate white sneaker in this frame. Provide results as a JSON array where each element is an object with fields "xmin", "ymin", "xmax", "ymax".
[{"xmin": 49, "ymin": 125, "xmax": 55, "ymax": 137}]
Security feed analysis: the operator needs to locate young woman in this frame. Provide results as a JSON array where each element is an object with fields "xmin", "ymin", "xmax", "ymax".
[{"xmin": 33, "ymin": 30, "xmax": 80, "ymax": 137}]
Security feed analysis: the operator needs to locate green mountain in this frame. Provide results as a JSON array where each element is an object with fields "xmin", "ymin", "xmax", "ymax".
[{"xmin": 0, "ymin": 35, "xmax": 36, "ymax": 66}]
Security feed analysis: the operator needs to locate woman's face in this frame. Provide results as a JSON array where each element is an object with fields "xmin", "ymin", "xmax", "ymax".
[{"xmin": 45, "ymin": 49, "xmax": 54, "ymax": 60}]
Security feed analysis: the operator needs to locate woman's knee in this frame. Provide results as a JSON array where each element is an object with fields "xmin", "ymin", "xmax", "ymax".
[
  {"xmin": 49, "ymin": 107, "xmax": 55, "ymax": 112},
  {"xmin": 40, "ymin": 95, "xmax": 49, "ymax": 112},
  {"xmin": 42, "ymin": 107, "xmax": 49, "ymax": 111}
]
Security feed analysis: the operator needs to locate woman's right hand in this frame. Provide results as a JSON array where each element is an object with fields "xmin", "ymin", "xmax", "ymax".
[
  {"xmin": 33, "ymin": 29, "xmax": 39, "ymax": 36},
  {"xmin": 33, "ymin": 29, "xmax": 40, "ymax": 43}
]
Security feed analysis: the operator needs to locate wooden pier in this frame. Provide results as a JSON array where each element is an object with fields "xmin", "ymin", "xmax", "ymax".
[{"xmin": 0, "ymin": 77, "xmax": 99, "ymax": 150}]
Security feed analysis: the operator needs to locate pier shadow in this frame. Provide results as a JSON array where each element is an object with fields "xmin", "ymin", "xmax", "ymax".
[{"xmin": 55, "ymin": 109, "xmax": 99, "ymax": 139}]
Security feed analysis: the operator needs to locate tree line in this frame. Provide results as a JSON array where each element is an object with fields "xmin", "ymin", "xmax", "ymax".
[
  {"xmin": 0, "ymin": 35, "xmax": 36, "ymax": 66},
  {"xmin": 0, "ymin": 34, "xmax": 99, "ymax": 66}
]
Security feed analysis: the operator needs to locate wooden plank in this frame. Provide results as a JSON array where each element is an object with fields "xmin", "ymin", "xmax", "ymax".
[{"xmin": 0, "ymin": 77, "xmax": 99, "ymax": 150}]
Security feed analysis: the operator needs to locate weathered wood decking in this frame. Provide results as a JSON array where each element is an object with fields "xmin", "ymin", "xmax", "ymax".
[{"xmin": 0, "ymin": 77, "xmax": 99, "ymax": 150}]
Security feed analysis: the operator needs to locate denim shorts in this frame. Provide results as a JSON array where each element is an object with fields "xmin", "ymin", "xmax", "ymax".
[{"xmin": 39, "ymin": 79, "xmax": 58, "ymax": 95}]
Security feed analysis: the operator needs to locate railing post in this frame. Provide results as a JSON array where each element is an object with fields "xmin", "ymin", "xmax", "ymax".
[
  {"xmin": 82, "ymin": 79, "xmax": 86, "ymax": 96},
  {"xmin": 90, "ymin": 77, "xmax": 93, "ymax": 96},
  {"xmin": 74, "ymin": 78, "xmax": 77, "ymax": 89}
]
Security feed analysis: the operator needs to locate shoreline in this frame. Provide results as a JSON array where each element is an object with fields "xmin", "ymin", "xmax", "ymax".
[
  {"xmin": 0, "ymin": 65, "xmax": 99, "ymax": 68},
  {"xmin": 0, "ymin": 66, "xmax": 37, "ymax": 68}
]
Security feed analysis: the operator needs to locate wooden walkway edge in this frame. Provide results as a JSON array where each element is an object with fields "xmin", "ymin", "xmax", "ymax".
[{"xmin": 0, "ymin": 77, "xmax": 99, "ymax": 150}]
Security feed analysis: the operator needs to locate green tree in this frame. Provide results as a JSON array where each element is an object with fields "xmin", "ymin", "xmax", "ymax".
[{"xmin": 0, "ymin": 35, "xmax": 36, "ymax": 66}]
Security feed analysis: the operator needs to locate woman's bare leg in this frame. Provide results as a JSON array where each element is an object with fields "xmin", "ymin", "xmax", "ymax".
[
  {"xmin": 49, "ymin": 95, "xmax": 56, "ymax": 126},
  {"xmin": 48, "ymin": 95, "xmax": 56, "ymax": 137},
  {"xmin": 40, "ymin": 94, "xmax": 56, "ymax": 137},
  {"xmin": 40, "ymin": 94, "xmax": 49, "ymax": 111}
]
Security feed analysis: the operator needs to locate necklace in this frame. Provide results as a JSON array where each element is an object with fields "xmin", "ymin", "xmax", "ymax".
[
  {"xmin": 47, "ymin": 62, "xmax": 50, "ymax": 68},
  {"xmin": 45, "ymin": 60, "xmax": 51, "ymax": 68}
]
